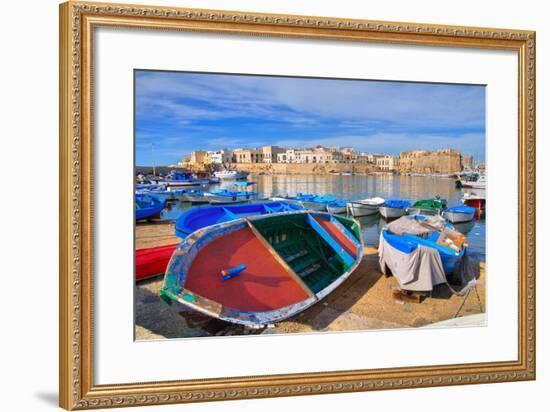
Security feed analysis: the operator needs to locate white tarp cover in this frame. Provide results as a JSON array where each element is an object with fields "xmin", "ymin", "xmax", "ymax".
[{"xmin": 378, "ymin": 230, "xmax": 476, "ymax": 292}]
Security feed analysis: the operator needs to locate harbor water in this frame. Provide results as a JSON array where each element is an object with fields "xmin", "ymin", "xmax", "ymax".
[{"xmin": 157, "ymin": 174, "xmax": 486, "ymax": 262}]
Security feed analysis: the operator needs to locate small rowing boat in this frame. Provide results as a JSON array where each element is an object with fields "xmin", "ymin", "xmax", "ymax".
[
  {"xmin": 442, "ymin": 205, "xmax": 476, "ymax": 223},
  {"xmin": 379, "ymin": 200, "xmax": 411, "ymax": 219},
  {"xmin": 407, "ymin": 198, "xmax": 447, "ymax": 216},
  {"xmin": 326, "ymin": 200, "xmax": 347, "ymax": 214},
  {"xmin": 135, "ymin": 194, "xmax": 166, "ymax": 221},
  {"xmin": 136, "ymin": 243, "xmax": 179, "ymax": 281},
  {"xmin": 346, "ymin": 197, "xmax": 385, "ymax": 217},
  {"xmin": 204, "ymin": 181, "xmax": 257, "ymax": 204},
  {"xmin": 271, "ymin": 194, "xmax": 337, "ymax": 211},
  {"xmin": 174, "ymin": 201, "xmax": 304, "ymax": 238},
  {"xmin": 160, "ymin": 211, "xmax": 363, "ymax": 327}
]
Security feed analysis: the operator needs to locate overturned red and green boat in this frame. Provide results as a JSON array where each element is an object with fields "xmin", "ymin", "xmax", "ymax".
[{"xmin": 160, "ymin": 211, "xmax": 363, "ymax": 327}]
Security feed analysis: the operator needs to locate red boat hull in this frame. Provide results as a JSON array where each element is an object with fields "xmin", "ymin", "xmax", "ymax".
[{"xmin": 136, "ymin": 243, "xmax": 179, "ymax": 281}]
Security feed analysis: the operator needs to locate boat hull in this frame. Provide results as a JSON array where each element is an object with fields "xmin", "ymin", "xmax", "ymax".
[
  {"xmin": 161, "ymin": 211, "xmax": 363, "ymax": 327},
  {"xmin": 379, "ymin": 206, "xmax": 407, "ymax": 219},
  {"xmin": 175, "ymin": 201, "xmax": 304, "ymax": 238},
  {"xmin": 347, "ymin": 202, "xmax": 380, "ymax": 217},
  {"xmin": 407, "ymin": 207, "xmax": 438, "ymax": 216},
  {"xmin": 300, "ymin": 201, "xmax": 328, "ymax": 211},
  {"xmin": 135, "ymin": 194, "xmax": 166, "ymax": 221},
  {"xmin": 443, "ymin": 210, "xmax": 475, "ymax": 223},
  {"xmin": 327, "ymin": 205, "xmax": 347, "ymax": 214}
]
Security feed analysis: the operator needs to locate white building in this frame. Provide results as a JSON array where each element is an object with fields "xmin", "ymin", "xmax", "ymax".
[
  {"xmin": 207, "ymin": 149, "xmax": 234, "ymax": 164},
  {"xmin": 376, "ymin": 155, "xmax": 400, "ymax": 171}
]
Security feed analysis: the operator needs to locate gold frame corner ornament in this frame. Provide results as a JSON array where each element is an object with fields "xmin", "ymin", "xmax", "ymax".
[{"xmin": 59, "ymin": 1, "xmax": 536, "ymax": 410}]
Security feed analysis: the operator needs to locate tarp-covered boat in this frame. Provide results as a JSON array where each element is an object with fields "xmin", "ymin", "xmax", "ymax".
[
  {"xmin": 442, "ymin": 205, "xmax": 476, "ymax": 223},
  {"xmin": 160, "ymin": 211, "xmax": 363, "ymax": 327},
  {"xmin": 379, "ymin": 215, "xmax": 470, "ymax": 292},
  {"xmin": 379, "ymin": 200, "xmax": 411, "ymax": 219},
  {"xmin": 135, "ymin": 194, "xmax": 166, "ymax": 221},
  {"xmin": 175, "ymin": 201, "xmax": 304, "ymax": 238}
]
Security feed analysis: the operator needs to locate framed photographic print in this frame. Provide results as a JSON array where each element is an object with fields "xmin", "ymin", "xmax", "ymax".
[{"xmin": 59, "ymin": 1, "xmax": 536, "ymax": 410}]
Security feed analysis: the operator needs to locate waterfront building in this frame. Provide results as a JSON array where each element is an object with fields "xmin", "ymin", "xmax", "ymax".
[
  {"xmin": 234, "ymin": 148, "xmax": 263, "ymax": 163},
  {"xmin": 207, "ymin": 149, "xmax": 234, "ymax": 164},
  {"xmin": 376, "ymin": 155, "xmax": 400, "ymax": 171},
  {"xmin": 262, "ymin": 146, "xmax": 285, "ymax": 163}
]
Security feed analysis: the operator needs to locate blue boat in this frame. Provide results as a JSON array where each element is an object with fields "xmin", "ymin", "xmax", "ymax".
[
  {"xmin": 381, "ymin": 215, "xmax": 466, "ymax": 275},
  {"xmin": 135, "ymin": 194, "xmax": 166, "ymax": 221},
  {"xmin": 379, "ymin": 200, "xmax": 411, "ymax": 219},
  {"xmin": 175, "ymin": 201, "xmax": 304, "ymax": 238},
  {"xmin": 203, "ymin": 181, "xmax": 258, "ymax": 204},
  {"xmin": 326, "ymin": 200, "xmax": 348, "ymax": 214},
  {"xmin": 271, "ymin": 193, "xmax": 337, "ymax": 211}
]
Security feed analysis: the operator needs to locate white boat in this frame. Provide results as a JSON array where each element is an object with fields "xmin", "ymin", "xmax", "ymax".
[
  {"xmin": 204, "ymin": 192, "xmax": 253, "ymax": 204},
  {"xmin": 346, "ymin": 197, "xmax": 385, "ymax": 217},
  {"xmin": 459, "ymin": 174, "xmax": 486, "ymax": 189},
  {"xmin": 213, "ymin": 170, "xmax": 249, "ymax": 180},
  {"xmin": 379, "ymin": 200, "xmax": 411, "ymax": 219},
  {"xmin": 326, "ymin": 200, "xmax": 347, "ymax": 214},
  {"xmin": 442, "ymin": 206, "xmax": 476, "ymax": 223}
]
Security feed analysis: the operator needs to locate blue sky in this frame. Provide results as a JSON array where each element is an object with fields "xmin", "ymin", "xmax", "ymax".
[{"xmin": 135, "ymin": 70, "xmax": 486, "ymax": 166}]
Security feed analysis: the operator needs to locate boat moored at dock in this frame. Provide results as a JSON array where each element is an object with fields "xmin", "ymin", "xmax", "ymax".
[
  {"xmin": 346, "ymin": 197, "xmax": 385, "ymax": 217},
  {"xmin": 442, "ymin": 205, "xmax": 476, "ymax": 223},
  {"xmin": 160, "ymin": 211, "xmax": 363, "ymax": 327},
  {"xmin": 213, "ymin": 170, "xmax": 249, "ymax": 180},
  {"xmin": 135, "ymin": 193, "xmax": 166, "ymax": 221},
  {"xmin": 204, "ymin": 181, "xmax": 257, "ymax": 204},
  {"xmin": 326, "ymin": 200, "xmax": 348, "ymax": 214},
  {"xmin": 270, "ymin": 194, "xmax": 336, "ymax": 211},
  {"xmin": 379, "ymin": 200, "xmax": 411, "ymax": 219},
  {"xmin": 407, "ymin": 198, "xmax": 447, "ymax": 216}
]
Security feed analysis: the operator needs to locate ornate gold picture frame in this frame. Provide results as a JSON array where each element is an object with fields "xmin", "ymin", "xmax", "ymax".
[{"xmin": 59, "ymin": 1, "xmax": 536, "ymax": 409}]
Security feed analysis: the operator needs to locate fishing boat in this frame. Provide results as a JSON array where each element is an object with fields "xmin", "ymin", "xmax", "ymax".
[
  {"xmin": 135, "ymin": 194, "xmax": 166, "ymax": 221},
  {"xmin": 379, "ymin": 200, "xmax": 411, "ymax": 219},
  {"xmin": 175, "ymin": 201, "xmax": 304, "ymax": 238},
  {"xmin": 204, "ymin": 181, "xmax": 257, "ymax": 204},
  {"xmin": 442, "ymin": 205, "xmax": 476, "ymax": 223},
  {"xmin": 346, "ymin": 197, "xmax": 385, "ymax": 217},
  {"xmin": 326, "ymin": 200, "xmax": 347, "ymax": 214},
  {"xmin": 407, "ymin": 198, "xmax": 447, "ymax": 216},
  {"xmin": 270, "ymin": 194, "xmax": 336, "ymax": 211},
  {"xmin": 179, "ymin": 188, "xmax": 208, "ymax": 203},
  {"xmin": 160, "ymin": 211, "xmax": 363, "ymax": 327},
  {"xmin": 380, "ymin": 215, "xmax": 468, "ymax": 278},
  {"xmin": 213, "ymin": 170, "xmax": 249, "ymax": 180},
  {"xmin": 462, "ymin": 191, "xmax": 486, "ymax": 218}
]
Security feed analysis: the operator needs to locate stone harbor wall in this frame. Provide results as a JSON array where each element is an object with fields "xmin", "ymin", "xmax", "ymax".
[{"xmin": 399, "ymin": 149, "xmax": 465, "ymax": 174}]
